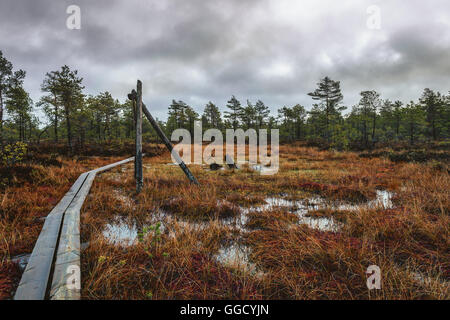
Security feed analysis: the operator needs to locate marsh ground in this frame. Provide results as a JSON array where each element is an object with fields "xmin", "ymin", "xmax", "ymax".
[
  {"xmin": 78, "ymin": 144, "xmax": 448, "ymax": 299},
  {"xmin": 0, "ymin": 142, "xmax": 164, "ymax": 299},
  {"xmin": 0, "ymin": 143, "xmax": 448, "ymax": 299}
]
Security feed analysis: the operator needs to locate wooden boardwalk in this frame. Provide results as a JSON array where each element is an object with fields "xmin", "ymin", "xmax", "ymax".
[
  {"xmin": 14, "ymin": 157, "xmax": 136, "ymax": 300},
  {"xmin": 15, "ymin": 80, "xmax": 199, "ymax": 300}
]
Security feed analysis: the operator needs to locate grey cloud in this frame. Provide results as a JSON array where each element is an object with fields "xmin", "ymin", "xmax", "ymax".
[{"xmin": 0, "ymin": 0, "xmax": 449, "ymax": 122}]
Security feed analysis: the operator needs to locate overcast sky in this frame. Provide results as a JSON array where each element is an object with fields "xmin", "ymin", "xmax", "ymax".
[{"xmin": 1, "ymin": 0, "xmax": 449, "ymax": 121}]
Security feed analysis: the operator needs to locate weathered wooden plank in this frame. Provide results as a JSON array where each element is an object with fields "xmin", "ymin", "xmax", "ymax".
[
  {"xmin": 49, "ymin": 172, "xmax": 97, "ymax": 300},
  {"xmin": 14, "ymin": 172, "xmax": 89, "ymax": 300},
  {"xmin": 91, "ymin": 156, "xmax": 135, "ymax": 174},
  {"xmin": 14, "ymin": 156, "xmax": 140, "ymax": 300},
  {"xmin": 49, "ymin": 156, "xmax": 140, "ymax": 300}
]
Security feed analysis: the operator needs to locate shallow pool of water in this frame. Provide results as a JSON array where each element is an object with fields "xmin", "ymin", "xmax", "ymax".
[
  {"xmin": 336, "ymin": 190, "xmax": 394, "ymax": 211},
  {"xmin": 11, "ymin": 253, "xmax": 31, "ymax": 271},
  {"xmin": 239, "ymin": 196, "xmax": 339, "ymax": 231},
  {"xmin": 216, "ymin": 244, "xmax": 250, "ymax": 268},
  {"xmin": 215, "ymin": 243, "xmax": 263, "ymax": 276},
  {"xmin": 102, "ymin": 212, "xmax": 211, "ymax": 245},
  {"xmin": 102, "ymin": 220, "xmax": 141, "ymax": 246},
  {"xmin": 238, "ymin": 190, "xmax": 395, "ymax": 232}
]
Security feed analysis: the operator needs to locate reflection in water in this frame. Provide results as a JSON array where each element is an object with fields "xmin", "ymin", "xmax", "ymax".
[
  {"xmin": 337, "ymin": 190, "xmax": 394, "ymax": 210},
  {"xmin": 102, "ymin": 220, "xmax": 140, "ymax": 246},
  {"xmin": 102, "ymin": 216, "xmax": 165, "ymax": 246},
  {"xmin": 216, "ymin": 244, "xmax": 250, "ymax": 269},
  {"xmin": 11, "ymin": 253, "xmax": 31, "ymax": 271},
  {"xmin": 102, "ymin": 213, "xmax": 207, "ymax": 245},
  {"xmin": 244, "ymin": 196, "xmax": 338, "ymax": 232},
  {"xmin": 104, "ymin": 189, "xmax": 395, "ymax": 276},
  {"xmin": 104, "ymin": 190, "xmax": 395, "ymax": 245},
  {"xmin": 215, "ymin": 243, "xmax": 263, "ymax": 277}
]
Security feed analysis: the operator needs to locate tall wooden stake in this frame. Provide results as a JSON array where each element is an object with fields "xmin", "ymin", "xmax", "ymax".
[
  {"xmin": 127, "ymin": 87, "xmax": 199, "ymax": 185},
  {"xmin": 135, "ymin": 80, "xmax": 143, "ymax": 193},
  {"xmin": 141, "ymin": 101, "xmax": 199, "ymax": 185}
]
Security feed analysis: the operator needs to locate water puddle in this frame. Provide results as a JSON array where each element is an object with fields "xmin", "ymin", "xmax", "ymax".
[
  {"xmin": 102, "ymin": 212, "xmax": 209, "ymax": 245},
  {"xmin": 102, "ymin": 219, "xmax": 141, "ymax": 246},
  {"xmin": 11, "ymin": 253, "xmax": 31, "ymax": 272},
  {"xmin": 215, "ymin": 243, "xmax": 263, "ymax": 276},
  {"xmin": 336, "ymin": 190, "xmax": 394, "ymax": 211},
  {"xmin": 216, "ymin": 244, "xmax": 250, "ymax": 269},
  {"xmin": 165, "ymin": 163, "xmax": 179, "ymax": 166},
  {"xmin": 102, "ymin": 187, "xmax": 395, "ymax": 275},
  {"xmin": 250, "ymin": 164, "xmax": 278, "ymax": 175},
  {"xmin": 105, "ymin": 190, "xmax": 395, "ymax": 243},
  {"xmin": 200, "ymin": 162, "xmax": 276, "ymax": 173},
  {"xmin": 237, "ymin": 190, "xmax": 395, "ymax": 232},
  {"xmin": 102, "ymin": 214, "xmax": 167, "ymax": 246}
]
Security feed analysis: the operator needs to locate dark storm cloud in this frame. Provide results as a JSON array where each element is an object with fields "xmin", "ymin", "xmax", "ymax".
[{"xmin": 0, "ymin": 0, "xmax": 449, "ymax": 121}]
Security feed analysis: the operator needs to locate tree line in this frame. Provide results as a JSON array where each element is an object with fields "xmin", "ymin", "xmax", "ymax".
[{"xmin": 0, "ymin": 51, "xmax": 449, "ymax": 152}]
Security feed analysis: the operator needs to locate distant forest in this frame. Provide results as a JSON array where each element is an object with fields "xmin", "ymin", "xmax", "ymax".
[{"xmin": 1, "ymin": 51, "xmax": 449, "ymax": 152}]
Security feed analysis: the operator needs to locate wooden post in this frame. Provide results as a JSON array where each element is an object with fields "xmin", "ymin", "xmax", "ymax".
[
  {"xmin": 127, "ymin": 89, "xmax": 199, "ymax": 185},
  {"xmin": 131, "ymin": 98, "xmax": 137, "ymax": 181},
  {"xmin": 135, "ymin": 80, "xmax": 143, "ymax": 193},
  {"xmin": 143, "ymin": 101, "xmax": 199, "ymax": 185}
]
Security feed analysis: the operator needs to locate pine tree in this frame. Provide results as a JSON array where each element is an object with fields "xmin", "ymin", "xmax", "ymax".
[
  {"xmin": 240, "ymin": 100, "xmax": 256, "ymax": 130},
  {"xmin": 403, "ymin": 101, "xmax": 425, "ymax": 145},
  {"xmin": 97, "ymin": 91, "xmax": 118, "ymax": 141},
  {"xmin": 308, "ymin": 76, "xmax": 344, "ymax": 142},
  {"xmin": 0, "ymin": 51, "xmax": 15, "ymax": 145},
  {"xmin": 202, "ymin": 102, "xmax": 222, "ymax": 130},
  {"xmin": 254, "ymin": 100, "xmax": 270, "ymax": 130},
  {"xmin": 43, "ymin": 65, "xmax": 84, "ymax": 150},
  {"xmin": 292, "ymin": 104, "xmax": 306, "ymax": 139},
  {"xmin": 392, "ymin": 101, "xmax": 403, "ymax": 139},
  {"xmin": 184, "ymin": 105, "xmax": 199, "ymax": 137},
  {"xmin": 40, "ymin": 68, "xmax": 64, "ymax": 142},
  {"xmin": 278, "ymin": 106, "xmax": 295, "ymax": 142},
  {"xmin": 419, "ymin": 88, "xmax": 443, "ymax": 141},
  {"xmin": 5, "ymin": 71, "xmax": 32, "ymax": 142},
  {"xmin": 358, "ymin": 90, "xmax": 381, "ymax": 146},
  {"xmin": 224, "ymin": 95, "xmax": 242, "ymax": 130},
  {"xmin": 168, "ymin": 100, "xmax": 188, "ymax": 130}
]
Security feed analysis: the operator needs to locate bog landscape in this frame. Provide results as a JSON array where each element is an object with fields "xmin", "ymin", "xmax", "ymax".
[{"xmin": 0, "ymin": 1, "xmax": 449, "ymax": 302}]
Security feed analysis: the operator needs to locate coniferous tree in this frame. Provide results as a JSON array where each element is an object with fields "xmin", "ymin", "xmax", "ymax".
[
  {"xmin": 5, "ymin": 71, "xmax": 33, "ymax": 142},
  {"xmin": 358, "ymin": 90, "xmax": 381, "ymax": 146},
  {"xmin": 240, "ymin": 100, "xmax": 256, "ymax": 130},
  {"xmin": 0, "ymin": 51, "xmax": 19, "ymax": 145},
  {"xmin": 419, "ymin": 88, "xmax": 443, "ymax": 141},
  {"xmin": 403, "ymin": 101, "xmax": 426, "ymax": 145},
  {"xmin": 42, "ymin": 65, "xmax": 84, "ymax": 150},
  {"xmin": 40, "ymin": 68, "xmax": 63, "ymax": 142},
  {"xmin": 254, "ymin": 100, "xmax": 270, "ymax": 131},
  {"xmin": 224, "ymin": 95, "xmax": 242, "ymax": 130},
  {"xmin": 292, "ymin": 104, "xmax": 306, "ymax": 140},
  {"xmin": 185, "ymin": 105, "xmax": 199, "ymax": 137},
  {"xmin": 202, "ymin": 102, "xmax": 222, "ymax": 130},
  {"xmin": 392, "ymin": 101, "xmax": 403, "ymax": 139},
  {"xmin": 308, "ymin": 76, "xmax": 344, "ymax": 142},
  {"xmin": 168, "ymin": 100, "xmax": 188, "ymax": 131}
]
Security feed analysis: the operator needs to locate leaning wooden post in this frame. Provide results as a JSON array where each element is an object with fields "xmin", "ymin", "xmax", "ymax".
[
  {"xmin": 143, "ymin": 103, "xmax": 199, "ymax": 185},
  {"xmin": 127, "ymin": 89, "xmax": 199, "ymax": 185},
  {"xmin": 135, "ymin": 80, "xmax": 143, "ymax": 193}
]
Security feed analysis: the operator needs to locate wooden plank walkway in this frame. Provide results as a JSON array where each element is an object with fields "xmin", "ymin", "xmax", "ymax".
[{"xmin": 14, "ymin": 156, "xmax": 136, "ymax": 300}]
